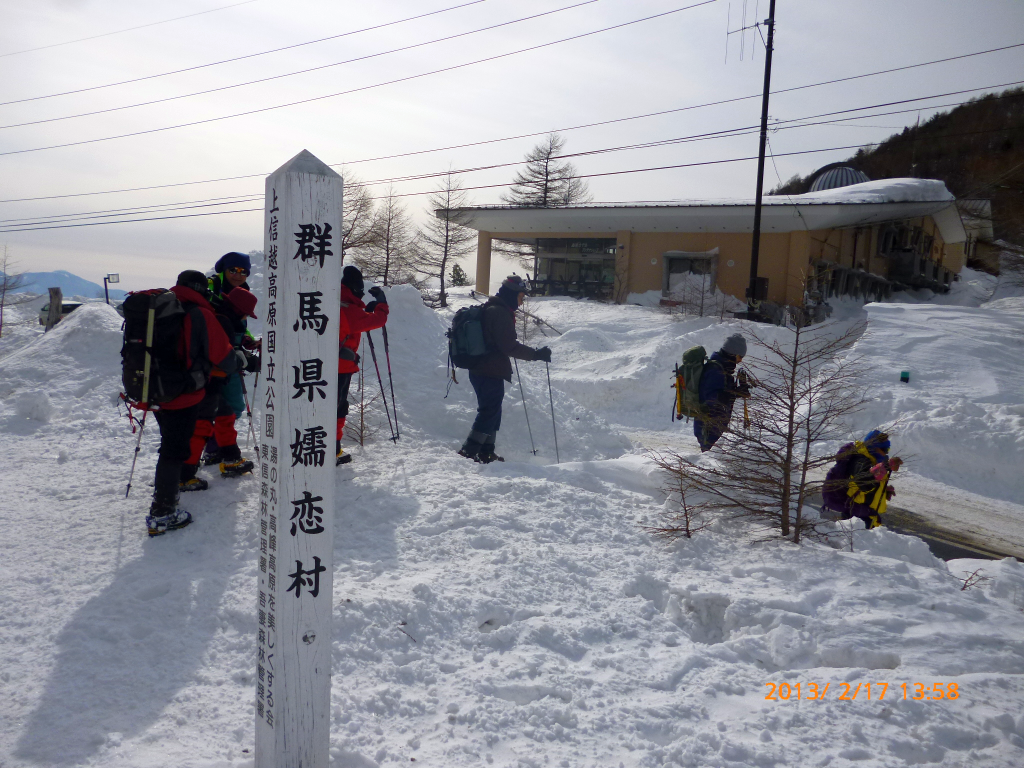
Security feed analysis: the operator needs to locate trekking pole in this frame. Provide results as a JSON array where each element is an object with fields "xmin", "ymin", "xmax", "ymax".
[
  {"xmin": 514, "ymin": 359, "xmax": 538, "ymax": 456},
  {"xmin": 545, "ymin": 361, "xmax": 560, "ymax": 463},
  {"xmin": 241, "ymin": 381, "xmax": 260, "ymax": 468},
  {"xmin": 381, "ymin": 326, "xmax": 400, "ymax": 441},
  {"xmin": 125, "ymin": 410, "xmax": 147, "ymax": 498},
  {"xmin": 365, "ymin": 331, "xmax": 398, "ymax": 442}
]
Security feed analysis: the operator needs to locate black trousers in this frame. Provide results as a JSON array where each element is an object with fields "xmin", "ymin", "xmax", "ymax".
[
  {"xmin": 336, "ymin": 372, "xmax": 353, "ymax": 447},
  {"xmin": 153, "ymin": 404, "xmax": 199, "ymax": 507},
  {"xmin": 468, "ymin": 372, "xmax": 504, "ymax": 442}
]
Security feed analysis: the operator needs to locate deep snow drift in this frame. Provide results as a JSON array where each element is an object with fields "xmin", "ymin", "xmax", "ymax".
[{"xmin": 1, "ymin": 284, "xmax": 1024, "ymax": 768}]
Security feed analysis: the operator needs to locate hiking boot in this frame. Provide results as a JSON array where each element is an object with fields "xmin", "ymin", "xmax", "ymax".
[
  {"xmin": 146, "ymin": 506, "xmax": 193, "ymax": 537},
  {"xmin": 458, "ymin": 443, "xmax": 482, "ymax": 461},
  {"xmin": 459, "ymin": 430, "xmax": 491, "ymax": 461},
  {"xmin": 336, "ymin": 448, "xmax": 352, "ymax": 466},
  {"xmin": 220, "ymin": 459, "xmax": 254, "ymax": 478},
  {"xmin": 179, "ymin": 477, "xmax": 209, "ymax": 492},
  {"xmin": 201, "ymin": 448, "xmax": 224, "ymax": 466},
  {"xmin": 478, "ymin": 446, "xmax": 504, "ymax": 464}
]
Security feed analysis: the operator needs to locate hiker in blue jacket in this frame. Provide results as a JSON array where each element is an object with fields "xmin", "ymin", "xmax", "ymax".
[{"xmin": 694, "ymin": 333, "xmax": 749, "ymax": 452}]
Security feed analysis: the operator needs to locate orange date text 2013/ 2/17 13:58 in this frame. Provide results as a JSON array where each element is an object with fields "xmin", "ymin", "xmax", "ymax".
[{"xmin": 764, "ymin": 682, "xmax": 960, "ymax": 702}]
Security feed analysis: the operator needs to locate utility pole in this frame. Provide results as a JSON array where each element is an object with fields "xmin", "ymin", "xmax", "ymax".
[{"xmin": 746, "ymin": 0, "xmax": 776, "ymax": 318}]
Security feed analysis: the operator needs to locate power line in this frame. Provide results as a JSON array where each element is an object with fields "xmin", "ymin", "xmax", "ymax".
[
  {"xmin": 0, "ymin": 1, "xmax": 718, "ymax": 158},
  {"xmin": 1, "ymin": 134, "xmax": 1011, "ymax": 233},
  {"xmin": 0, "ymin": 0, "xmax": 602, "ymax": 130},
  {"xmin": 0, "ymin": 101, "xmax": 981, "ymax": 225},
  {"xmin": 0, "ymin": 0, "xmax": 490, "ymax": 105},
  {"xmin": 0, "ymin": 0, "xmax": 259, "ymax": 59},
  {"xmin": 5, "ymin": 79, "xmax": 1021, "ymax": 222},
  {"xmin": 3, "ymin": 41, "xmax": 1021, "ymax": 202},
  {"xmin": 11, "ymin": 113, "xmax": 1021, "ymax": 229}
]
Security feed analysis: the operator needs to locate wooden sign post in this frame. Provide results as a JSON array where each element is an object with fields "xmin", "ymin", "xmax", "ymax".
[
  {"xmin": 256, "ymin": 150, "xmax": 342, "ymax": 768},
  {"xmin": 44, "ymin": 287, "xmax": 62, "ymax": 331}
]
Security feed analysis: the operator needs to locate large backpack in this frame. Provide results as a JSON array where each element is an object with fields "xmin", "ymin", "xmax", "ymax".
[
  {"xmin": 673, "ymin": 345, "xmax": 708, "ymax": 421},
  {"xmin": 821, "ymin": 442, "xmax": 858, "ymax": 511},
  {"xmin": 121, "ymin": 289, "xmax": 206, "ymax": 406},
  {"xmin": 447, "ymin": 305, "xmax": 489, "ymax": 370}
]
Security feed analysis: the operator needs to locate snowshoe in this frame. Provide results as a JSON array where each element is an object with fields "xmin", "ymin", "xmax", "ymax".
[
  {"xmin": 179, "ymin": 477, "xmax": 209, "ymax": 492},
  {"xmin": 146, "ymin": 508, "xmax": 193, "ymax": 537},
  {"xmin": 219, "ymin": 459, "xmax": 254, "ymax": 478},
  {"xmin": 336, "ymin": 450, "xmax": 352, "ymax": 466}
]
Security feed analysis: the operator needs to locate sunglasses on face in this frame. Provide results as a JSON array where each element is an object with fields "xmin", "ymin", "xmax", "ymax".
[{"xmin": 226, "ymin": 267, "xmax": 249, "ymax": 276}]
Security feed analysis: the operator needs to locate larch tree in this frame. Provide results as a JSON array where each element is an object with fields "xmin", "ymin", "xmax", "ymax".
[
  {"xmin": 417, "ymin": 172, "xmax": 476, "ymax": 307},
  {"xmin": 355, "ymin": 185, "xmax": 419, "ymax": 287},
  {"xmin": 338, "ymin": 168, "xmax": 377, "ymax": 259},
  {"xmin": 501, "ymin": 133, "xmax": 592, "ymax": 208},
  {"xmin": 498, "ymin": 133, "xmax": 593, "ymax": 270},
  {"xmin": 0, "ymin": 246, "xmax": 32, "ymax": 339},
  {"xmin": 651, "ymin": 318, "xmax": 869, "ymax": 544}
]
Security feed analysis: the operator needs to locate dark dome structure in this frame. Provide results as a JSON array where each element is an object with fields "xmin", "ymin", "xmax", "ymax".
[{"xmin": 808, "ymin": 163, "xmax": 870, "ymax": 192}]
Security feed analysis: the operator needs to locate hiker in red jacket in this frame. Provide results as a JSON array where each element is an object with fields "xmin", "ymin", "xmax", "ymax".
[
  {"xmin": 148, "ymin": 270, "xmax": 239, "ymax": 536},
  {"xmin": 336, "ymin": 265, "xmax": 389, "ymax": 465}
]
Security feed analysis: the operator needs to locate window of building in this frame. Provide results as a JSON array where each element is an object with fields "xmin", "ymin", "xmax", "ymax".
[{"xmin": 534, "ymin": 238, "xmax": 617, "ymax": 299}]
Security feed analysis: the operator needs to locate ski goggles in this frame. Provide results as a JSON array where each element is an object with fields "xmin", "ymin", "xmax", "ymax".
[{"xmin": 226, "ymin": 267, "xmax": 250, "ymax": 276}]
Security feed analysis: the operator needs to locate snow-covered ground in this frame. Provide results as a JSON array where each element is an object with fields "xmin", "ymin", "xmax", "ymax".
[{"xmin": 2, "ymin": 278, "xmax": 1024, "ymax": 768}]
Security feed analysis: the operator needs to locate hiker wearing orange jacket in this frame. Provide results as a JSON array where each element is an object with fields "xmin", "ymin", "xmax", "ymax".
[{"xmin": 336, "ymin": 265, "xmax": 389, "ymax": 464}]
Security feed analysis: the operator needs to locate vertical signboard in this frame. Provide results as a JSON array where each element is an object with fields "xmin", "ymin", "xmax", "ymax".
[{"xmin": 256, "ymin": 149, "xmax": 342, "ymax": 768}]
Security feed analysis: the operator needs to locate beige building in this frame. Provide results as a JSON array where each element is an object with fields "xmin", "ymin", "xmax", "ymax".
[{"xmin": 443, "ymin": 174, "xmax": 968, "ymax": 308}]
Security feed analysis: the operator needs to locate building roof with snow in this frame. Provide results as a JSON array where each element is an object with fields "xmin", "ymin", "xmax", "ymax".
[{"xmin": 445, "ymin": 179, "xmax": 966, "ymax": 245}]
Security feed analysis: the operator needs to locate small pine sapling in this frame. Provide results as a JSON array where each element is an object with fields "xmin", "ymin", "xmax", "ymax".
[{"xmin": 646, "ymin": 455, "xmax": 710, "ymax": 539}]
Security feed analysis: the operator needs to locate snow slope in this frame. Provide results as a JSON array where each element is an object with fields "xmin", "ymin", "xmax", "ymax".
[
  {"xmin": 2, "ymin": 292, "xmax": 1024, "ymax": 767},
  {"xmin": 848, "ymin": 302, "xmax": 1024, "ymax": 505}
]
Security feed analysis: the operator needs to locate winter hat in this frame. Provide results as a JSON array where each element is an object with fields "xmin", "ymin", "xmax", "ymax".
[
  {"xmin": 497, "ymin": 275, "xmax": 530, "ymax": 307},
  {"xmin": 214, "ymin": 251, "xmax": 252, "ymax": 274},
  {"xmin": 721, "ymin": 333, "xmax": 747, "ymax": 358},
  {"xmin": 342, "ymin": 265, "xmax": 365, "ymax": 298},
  {"xmin": 176, "ymin": 269, "xmax": 211, "ymax": 297},
  {"xmin": 225, "ymin": 287, "xmax": 258, "ymax": 319},
  {"xmin": 864, "ymin": 429, "xmax": 891, "ymax": 456}
]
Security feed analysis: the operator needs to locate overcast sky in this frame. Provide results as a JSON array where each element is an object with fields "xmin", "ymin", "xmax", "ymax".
[{"xmin": 1, "ymin": 0, "xmax": 1022, "ymax": 292}]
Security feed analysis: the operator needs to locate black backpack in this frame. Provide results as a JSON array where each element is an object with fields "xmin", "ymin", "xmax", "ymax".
[
  {"xmin": 446, "ymin": 305, "xmax": 489, "ymax": 369},
  {"xmin": 121, "ymin": 290, "xmax": 207, "ymax": 406}
]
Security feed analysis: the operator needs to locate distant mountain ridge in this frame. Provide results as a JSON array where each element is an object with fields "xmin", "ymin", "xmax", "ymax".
[
  {"xmin": 1, "ymin": 269, "xmax": 127, "ymax": 300},
  {"xmin": 770, "ymin": 87, "xmax": 1024, "ymax": 245}
]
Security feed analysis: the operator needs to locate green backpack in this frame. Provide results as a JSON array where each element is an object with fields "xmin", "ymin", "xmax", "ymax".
[{"xmin": 673, "ymin": 345, "xmax": 708, "ymax": 421}]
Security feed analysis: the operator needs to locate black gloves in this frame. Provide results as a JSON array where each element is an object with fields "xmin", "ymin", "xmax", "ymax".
[
  {"xmin": 244, "ymin": 350, "xmax": 261, "ymax": 373},
  {"xmin": 368, "ymin": 286, "xmax": 387, "ymax": 304},
  {"xmin": 365, "ymin": 300, "xmax": 378, "ymax": 312},
  {"xmin": 535, "ymin": 346, "xmax": 552, "ymax": 363}
]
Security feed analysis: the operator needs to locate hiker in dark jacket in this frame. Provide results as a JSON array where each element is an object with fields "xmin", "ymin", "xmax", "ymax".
[
  {"xmin": 822, "ymin": 429, "xmax": 902, "ymax": 529},
  {"xmin": 694, "ymin": 333, "xmax": 749, "ymax": 452},
  {"xmin": 180, "ymin": 288, "xmax": 259, "ymax": 490},
  {"xmin": 459, "ymin": 275, "xmax": 551, "ymax": 463},
  {"xmin": 148, "ymin": 270, "xmax": 240, "ymax": 536}
]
